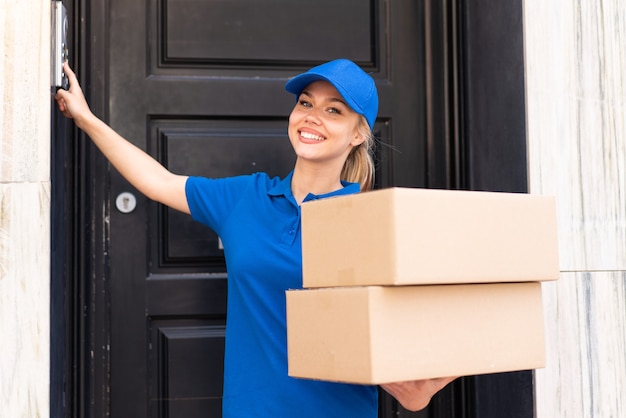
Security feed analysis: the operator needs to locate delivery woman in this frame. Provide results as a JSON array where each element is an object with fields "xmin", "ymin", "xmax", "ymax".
[{"xmin": 56, "ymin": 58, "xmax": 455, "ymax": 417}]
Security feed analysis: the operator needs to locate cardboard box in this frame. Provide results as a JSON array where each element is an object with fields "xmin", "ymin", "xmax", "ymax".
[
  {"xmin": 286, "ymin": 282, "xmax": 545, "ymax": 384},
  {"xmin": 301, "ymin": 187, "xmax": 559, "ymax": 287}
]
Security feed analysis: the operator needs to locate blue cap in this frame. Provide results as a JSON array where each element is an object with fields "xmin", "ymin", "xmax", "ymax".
[{"xmin": 285, "ymin": 59, "xmax": 378, "ymax": 129}]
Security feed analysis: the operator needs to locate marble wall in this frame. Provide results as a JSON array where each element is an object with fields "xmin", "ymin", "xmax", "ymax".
[
  {"xmin": 524, "ymin": 0, "xmax": 626, "ymax": 417},
  {"xmin": 0, "ymin": 1, "xmax": 51, "ymax": 417}
]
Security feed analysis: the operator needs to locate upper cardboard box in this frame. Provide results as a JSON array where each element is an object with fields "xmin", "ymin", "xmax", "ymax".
[{"xmin": 301, "ymin": 187, "xmax": 559, "ymax": 287}]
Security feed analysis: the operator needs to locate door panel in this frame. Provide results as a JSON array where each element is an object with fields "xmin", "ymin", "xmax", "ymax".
[
  {"xmin": 150, "ymin": 322, "xmax": 225, "ymax": 418},
  {"xmin": 161, "ymin": 0, "xmax": 372, "ymax": 64},
  {"xmin": 151, "ymin": 118, "xmax": 296, "ymax": 270},
  {"xmin": 104, "ymin": 1, "xmax": 426, "ymax": 417}
]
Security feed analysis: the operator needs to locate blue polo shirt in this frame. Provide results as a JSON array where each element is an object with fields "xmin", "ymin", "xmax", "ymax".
[{"xmin": 185, "ymin": 171, "xmax": 378, "ymax": 418}]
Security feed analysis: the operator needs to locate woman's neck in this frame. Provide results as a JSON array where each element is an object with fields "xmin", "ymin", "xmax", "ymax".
[{"xmin": 291, "ymin": 160, "xmax": 343, "ymax": 205}]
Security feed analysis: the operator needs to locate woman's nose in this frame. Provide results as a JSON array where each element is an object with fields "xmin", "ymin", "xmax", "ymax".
[{"xmin": 305, "ymin": 107, "xmax": 322, "ymax": 124}]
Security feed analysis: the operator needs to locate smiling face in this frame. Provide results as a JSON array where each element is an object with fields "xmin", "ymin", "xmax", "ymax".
[{"xmin": 288, "ymin": 81, "xmax": 364, "ymax": 171}]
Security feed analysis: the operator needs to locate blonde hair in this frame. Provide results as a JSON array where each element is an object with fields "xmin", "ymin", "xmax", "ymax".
[{"xmin": 341, "ymin": 116, "xmax": 375, "ymax": 191}]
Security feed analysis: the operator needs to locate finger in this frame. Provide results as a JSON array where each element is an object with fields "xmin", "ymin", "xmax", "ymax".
[
  {"xmin": 57, "ymin": 100, "xmax": 67, "ymax": 116},
  {"xmin": 55, "ymin": 94, "xmax": 72, "ymax": 119},
  {"xmin": 63, "ymin": 62, "xmax": 80, "ymax": 90},
  {"xmin": 63, "ymin": 61, "xmax": 74, "ymax": 77},
  {"xmin": 437, "ymin": 376, "xmax": 459, "ymax": 386},
  {"xmin": 55, "ymin": 88, "xmax": 68, "ymax": 105}
]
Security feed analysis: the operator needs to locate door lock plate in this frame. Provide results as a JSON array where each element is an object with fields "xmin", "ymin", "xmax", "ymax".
[{"xmin": 115, "ymin": 192, "xmax": 137, "ymax": 214}]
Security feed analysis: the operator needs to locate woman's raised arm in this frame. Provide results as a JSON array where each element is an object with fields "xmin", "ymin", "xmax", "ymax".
[{"xmin": 55, "ymin": 62, "xmax": 190, "ymax": 214}]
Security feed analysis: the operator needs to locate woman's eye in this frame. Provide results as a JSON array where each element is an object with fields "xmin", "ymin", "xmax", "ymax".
[
  {"xmin": 298, "ymin": 99, "xmax": 312, "ymax": 108},
  {"xmin": 327, "ymin": 107, "xmax": 342, "ymax": 115}
]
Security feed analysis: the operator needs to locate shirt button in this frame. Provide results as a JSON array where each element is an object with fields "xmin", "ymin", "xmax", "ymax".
[{"xmin": 288, "ymin": 229, "xmax": 295, "ymax": 236}]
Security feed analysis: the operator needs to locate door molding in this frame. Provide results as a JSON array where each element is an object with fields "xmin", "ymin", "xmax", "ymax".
[{"xmin": 423, "ymin": 0, "xmax": 532, "ymax": 417}]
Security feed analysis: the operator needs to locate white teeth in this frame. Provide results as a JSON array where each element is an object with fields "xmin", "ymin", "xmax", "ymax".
[{"xmin": 300, "ymin": 131, "xmax": 325, "ymax": 141}]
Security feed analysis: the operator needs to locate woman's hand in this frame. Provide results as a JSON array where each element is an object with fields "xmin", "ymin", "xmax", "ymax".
[
  {"xmin": 381, "ymin": 376, "xmax": 458, "ymax": 412},
  {"xmin": 54, "ymin": 62, "xmax": 95, "ymax": 129}
]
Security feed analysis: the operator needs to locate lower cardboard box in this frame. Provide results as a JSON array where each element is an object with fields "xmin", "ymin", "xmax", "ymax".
[{"xmin": 286, "ymin": 282, "xmax": 545, "ymax": 384}]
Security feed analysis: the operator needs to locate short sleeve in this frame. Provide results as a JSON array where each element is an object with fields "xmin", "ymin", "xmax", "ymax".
[{"xmin": 185, "ymin": 175, "xmax": 255, "ymax": 235}]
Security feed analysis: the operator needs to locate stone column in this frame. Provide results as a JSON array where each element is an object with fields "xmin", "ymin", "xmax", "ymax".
[
  {"xmin": 0, "ymin": 1, "xmax": 51, "ymax": 417},
  {"xmin": 525, "ymin": 1, "xmax": 626, "ymax": 416}
]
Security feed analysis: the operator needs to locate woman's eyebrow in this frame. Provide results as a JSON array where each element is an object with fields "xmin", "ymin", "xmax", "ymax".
[{"xmin": 300, "ymin": 90, "xmax": 348, "ymax": 107}]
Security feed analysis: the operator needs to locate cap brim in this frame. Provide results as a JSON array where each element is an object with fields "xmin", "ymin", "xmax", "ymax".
[
  {"xmin": 285, "ymin": 73, "xmax": 364, "ymax": 116},
  {"xmin": 285, "ymin": 73, "xmax": 331, "ymax": 96}
]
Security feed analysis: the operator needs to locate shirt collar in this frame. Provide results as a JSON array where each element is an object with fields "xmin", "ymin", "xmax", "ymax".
[{"xmin": 268, "ymin": 170, "xmax": 361, "ymax": 202}]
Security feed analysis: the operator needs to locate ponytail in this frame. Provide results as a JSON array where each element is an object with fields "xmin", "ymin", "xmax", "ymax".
[{"xmin": 341, "ymin": 116, "xmax": 375, "ymax": 192}]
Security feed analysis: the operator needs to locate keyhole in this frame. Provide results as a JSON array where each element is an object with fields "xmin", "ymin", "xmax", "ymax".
[{"xmin": 115, "ymin": 192, "xmax": 137, "ymax": 214}]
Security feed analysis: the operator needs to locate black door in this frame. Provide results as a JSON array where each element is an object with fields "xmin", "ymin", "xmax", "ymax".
[
  {"xmin": 63, "ymin": 0, "xmax": 531, "ymax": 417},
  {"xmin": 90, "ymin": 1, "xmax": 430, "ymax": 417}
]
